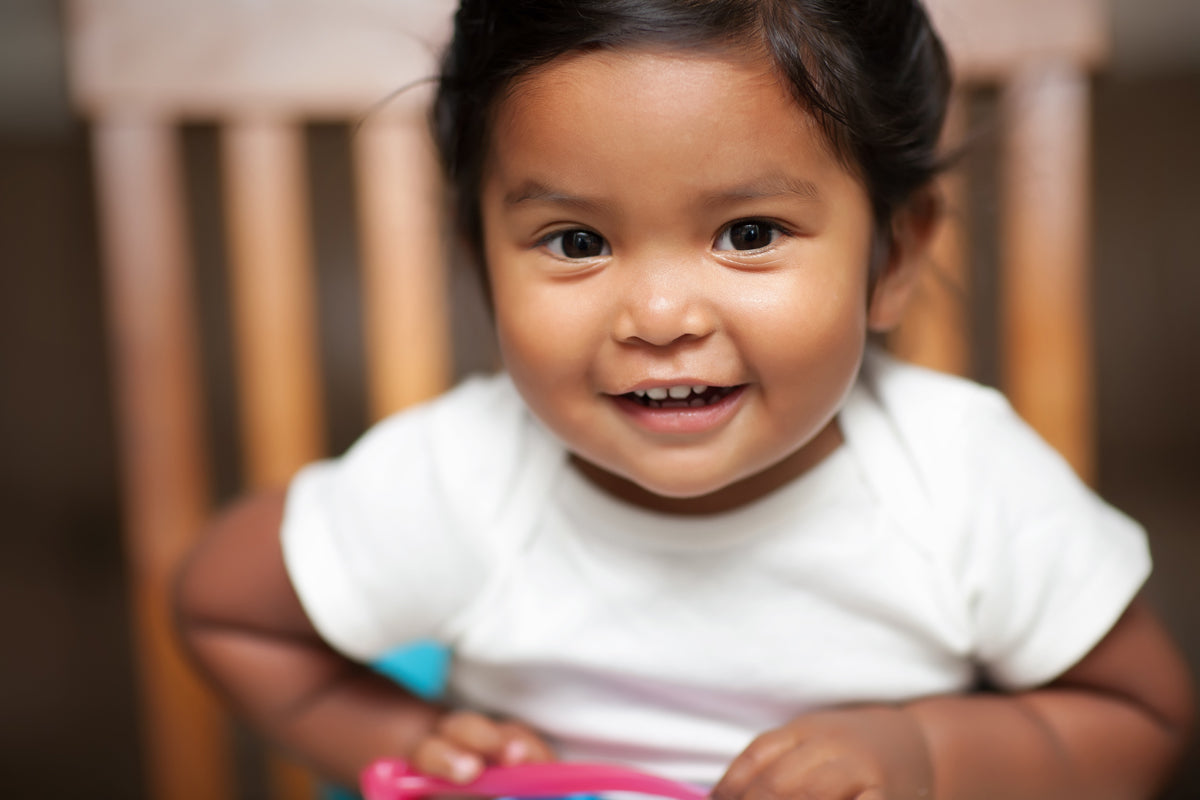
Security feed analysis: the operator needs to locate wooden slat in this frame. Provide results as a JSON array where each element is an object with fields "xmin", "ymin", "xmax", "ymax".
[
  {"xmin": 353, "ymin": 103, "xmax": 451, "ymax": 420},
  {"xmin": 221, "ymin": 119, "xmax": 324, "ymax": 800},
  {"xmin": 92, "ymin": 117, "xmax": 234, "ymax": 800},
  {"xmin": 222, "ymin": 119, "xmax": 326, "ymax": 488},
  {"xmin": 888, "ymin": 91, "xmax": 971, "ymax": 376},
  {"xmin": 1000, "ymin": 62, "xmax": 1095, "ymax": 482}
]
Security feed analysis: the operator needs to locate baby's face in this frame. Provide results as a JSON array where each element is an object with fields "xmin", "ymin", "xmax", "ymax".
[{"xmin": 479, "ymin": 47, "xmax": 879, "ymax": 512}]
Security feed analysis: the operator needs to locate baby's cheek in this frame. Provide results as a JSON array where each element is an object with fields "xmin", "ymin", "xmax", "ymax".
[
  {"xmin": 733, "ymin": 280, "xmax": 866, "ymax": 361},
  {"xmin": 497, "ymin": 315, "xmax": 579, "ymax": 385}
]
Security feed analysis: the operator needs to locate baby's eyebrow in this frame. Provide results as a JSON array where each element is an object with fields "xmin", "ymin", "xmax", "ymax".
[
  {"xmin": 504, "ymin": 181, "xmax": 612, "ymax": 215},
  {"xmin": 502, "ymin": 175, "xmax": 821, "ymax": 211},
  {"xmin": 701, "ymin": 175, "xmax": 823, "ymax": 207}
]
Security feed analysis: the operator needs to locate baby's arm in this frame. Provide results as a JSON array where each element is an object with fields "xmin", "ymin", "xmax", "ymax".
[
  {"xmin": 907, "ymin": 597, "xmax": 1194, "ymax": 798},
  {"xmin": 714, "ymin": 598, "xmax": 1194, "ymax": 800},
  {"xmin": 173, "ymin": 491, "xmax": 550, "ymax": 787}
]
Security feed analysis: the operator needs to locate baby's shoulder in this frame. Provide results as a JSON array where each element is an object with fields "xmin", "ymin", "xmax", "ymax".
[
  {"xmin": 426, "ymin": 372, "xmax": 565, "ymax": 515},
  {"xmin": 343, "ymin": 371, "xmax": 562, "ymax": 518},
  {"xmin": 850, "ymin": 349, "xmax": 1100, "ymax": 544},
  {"xmin": 854, "ymin": 348, "xmax": 1019, "ymax": 462},
  {"xmin": 363, "ymin": 371, "xmax": 533, "ymax": 452},
  {"xmin": 845, "ymin": 349, "xmax": 1093, "ymax": 538},
  {"xmin": 427, "ymin": 370, "xmax": 532, "ymax": 441}
]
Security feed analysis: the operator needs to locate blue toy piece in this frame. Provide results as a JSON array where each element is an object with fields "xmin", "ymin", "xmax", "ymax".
[{"xmin": 370, "ymin": 639, "xmax": 451, "ymax": 700}]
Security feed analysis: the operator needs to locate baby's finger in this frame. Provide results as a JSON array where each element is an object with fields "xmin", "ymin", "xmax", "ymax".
[
  {"xmin": 437, "ymin": 710, "xmax": 509, "ymax": 761},
  {"xmin": 496, "ymin": 721, "xmax": 556, "ymax": 764},
  {"xmin": 712, "ymin": 728, "xmax": 799, "ymax": 800},
  {"xmin": 742, "ymin": 754, "xmax": 868, "ymax": 800},
  {"xmin": 409, "ymin": 734, "xmax": 485, "ymax": 784}
]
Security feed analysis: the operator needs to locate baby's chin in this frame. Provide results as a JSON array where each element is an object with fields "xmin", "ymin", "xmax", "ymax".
[{"xmin": 569, "ymin": 453, "xmax": 767, "ymax": 515}]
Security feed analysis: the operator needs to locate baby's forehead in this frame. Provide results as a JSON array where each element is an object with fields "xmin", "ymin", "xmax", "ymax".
[
  {"xmin": 492, "ymin": 45, "xmax": 811, "ymax": 138},
  {"xmin": 504, "ymin": 42, "xmax": 785, "ymax": 100},
  {"xmin": 486, "ymin": 45, "xmax": 839, "ymax": 171}
]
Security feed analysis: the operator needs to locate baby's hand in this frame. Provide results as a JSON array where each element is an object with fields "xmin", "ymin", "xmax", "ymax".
[
  {"xmin": 712, "ymin": 706, "xmax": 933, "ymax": 800},
  {"xmin": 409, "ymin": 710, "xmax": 556, "ymax": 784}
]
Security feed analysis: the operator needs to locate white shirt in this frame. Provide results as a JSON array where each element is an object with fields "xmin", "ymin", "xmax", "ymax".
[{"xmin": 282, "ymin": 349, "xmax": 1149, "ymax": 784}]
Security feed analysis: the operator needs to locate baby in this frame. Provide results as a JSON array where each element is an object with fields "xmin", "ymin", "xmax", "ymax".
[{"xmin": 176, "ymin": 1, "xmax": 1195, "ymax": 797}]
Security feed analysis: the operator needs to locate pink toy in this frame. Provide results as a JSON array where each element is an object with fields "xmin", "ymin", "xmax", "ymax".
[{"xmin": 360, "ymin": 759, "xmax": 710, "ymax": 800}]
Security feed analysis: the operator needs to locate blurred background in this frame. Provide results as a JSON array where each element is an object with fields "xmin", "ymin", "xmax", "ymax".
[{"xmin": 1, "ymin": 0, "xmax": 1197, "ymax": 797}]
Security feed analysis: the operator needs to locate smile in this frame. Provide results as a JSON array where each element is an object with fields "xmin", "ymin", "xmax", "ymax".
[{"xmin": 622, "ymin": 384, "xmax": 741, "ymax": 409}]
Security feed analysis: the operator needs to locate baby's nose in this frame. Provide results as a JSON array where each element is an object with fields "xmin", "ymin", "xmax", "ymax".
[{"xmin": 612, "ymin": 264, "xmax": 718, "ymax": 347}]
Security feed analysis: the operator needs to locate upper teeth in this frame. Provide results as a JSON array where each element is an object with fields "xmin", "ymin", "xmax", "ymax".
[{"xmin": 635, "ymin": 385, "xmax": 708, "ymax": 400}]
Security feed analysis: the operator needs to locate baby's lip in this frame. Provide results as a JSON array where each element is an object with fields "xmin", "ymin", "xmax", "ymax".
[{"xmin": 611, "ymin": 384, "xmax": 747, "ymax": 433}]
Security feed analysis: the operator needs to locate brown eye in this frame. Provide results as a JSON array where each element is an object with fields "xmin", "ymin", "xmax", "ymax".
[
  {"xmin": 717, "ymin": 220, "xmax": 780, "ymax": 251},
  {"xmin": 547, "ymin": 229, "xmax": 609, "ymax": 259}
]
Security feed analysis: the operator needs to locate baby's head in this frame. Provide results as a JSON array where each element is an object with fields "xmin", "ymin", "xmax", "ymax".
[
  {"xmin": 431, "ymin": 1, "xmax": 953, "ymax": 512},
  {"xmin": 434, "ymin": 0, "xmax": 951, "ymax": 274}
]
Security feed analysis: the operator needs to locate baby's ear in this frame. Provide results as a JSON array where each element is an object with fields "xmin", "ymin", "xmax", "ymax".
[{"xmin": 867, "ymin": 185, "xmax": 942, "ymax": 333}]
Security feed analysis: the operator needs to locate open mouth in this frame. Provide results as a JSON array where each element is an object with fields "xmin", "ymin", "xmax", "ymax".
[{"xmin": 621, "ymin": 384, "xmax": 741, "ymax": 409}]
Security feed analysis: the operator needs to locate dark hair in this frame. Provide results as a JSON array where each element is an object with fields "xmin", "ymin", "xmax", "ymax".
[{"xmin": 433, "ymin": 0, "xmax": 951, "ymax": 271}]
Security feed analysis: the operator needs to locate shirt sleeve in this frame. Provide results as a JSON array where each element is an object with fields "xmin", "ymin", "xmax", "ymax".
[
  {"xmin": 280, "ymin": 374, "xmax": 551, "ymax": 662},
  {"xmin": 961, "ymin": 393, "xmax": 1151, "ymax": 689}
]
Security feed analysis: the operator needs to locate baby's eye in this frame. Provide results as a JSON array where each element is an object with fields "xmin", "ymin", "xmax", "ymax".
[
  {"xmin": 715, "ymin": 220, "xmax": 783, "ymax": 252},
  {"xmin": 543, "ymin": 229, "xmax": 610, "ymax": 259}
]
